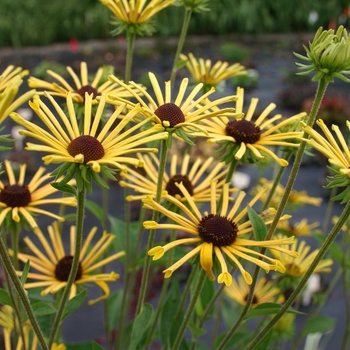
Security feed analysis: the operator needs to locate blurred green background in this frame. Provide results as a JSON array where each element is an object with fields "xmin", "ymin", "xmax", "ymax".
[{"xmin": 0, "ymin": 0, "xmax": 348, "ymax": 47}]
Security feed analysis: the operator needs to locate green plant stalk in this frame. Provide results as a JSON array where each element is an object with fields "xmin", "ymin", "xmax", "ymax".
[
  {"xmin": 170, "ymin": 7, "xmax": 192, "ymax": 86},
  {"xmin": 172, "ymin": 268, "xmax": 206, "ymax": 350},
  {"xmin": 247, "ymin": 198, "xmax": 350, "ymax": 349},
  {"xmin": 48, "ymin": 185, "xmax": 86, "ymax": 347},
  {"xmin": 341, "ymin": 225, "xmax": 350, "ymax": 350},
  {"xmin": 135, "ymin": 139, "xmax": 168, "ymax": 315},
  {"xmin": 125, "ymin": 30, "xmax": 137, "ymax": 83},
  {"xmin": 262, "ymin": 150, "xmax": 292, "ymax": 211},
  {"xmin": 218, "ymin": 76, "xmax": 329, "ymax": 348},
  {"xmin": 0, "ymin": 236, "xmax": 48, "ymax": 350}
]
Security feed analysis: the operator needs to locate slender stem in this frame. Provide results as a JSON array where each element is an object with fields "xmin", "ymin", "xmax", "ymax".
[
  {"xmin": 247, "ymin": 198, "xmax": 350, "ymax": 349},
  {"xmin": 321, "ymin": 186, "xmax": 337, "ymax": 234},
  {"xmin": 170, "ymin": 7, "xmax": 192, "ymax": 86},
  {"xmin": 125, "ymin": 30, "xmax": 137, "ymax": 83},
  {"xmin": 172, "ymin": 268, "xmax": 206, "ymax": 350},
  {"xmin": 135, "ymin": 139, "xmax": 168, "ymax": 315},
  {"xmin": 48, "ymin": 185, "xmax": 86, "ymax": 347},
  {"xmin": 0, "ymin": 236, "xmax": 48, "ymax": 350},
  {"xmin": 341, "ymin": 225, "xmax": 350, "ymax": 350}
]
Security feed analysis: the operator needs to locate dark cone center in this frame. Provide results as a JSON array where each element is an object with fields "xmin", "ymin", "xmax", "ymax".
[
  {"xmin": 0, "ymin": 184, "xmax": 31, "ymax": 207},
  {"xmin": 55, "ymin": 256, "xmax": 83, "ymax": 282},
  {"xmin": 68, "ymin": 135, "xmax": 105, "ymax": 163},
  {"xmin": 165, "ymin": 174, "xmax": 194, "ymax": 197},
  {"xmin": 154, "ymin": 103, "xmax": 185, "ymax": 127},
  {"xmin": 198, "ymin": 214, "xmax": 238, "ymax": 246},
  {"xmin": 76, "ymin": 85, "xmax": 101, "ymax": 99},
  {"xmin": 225, "ymin": 119, "xmax": 261, "ymax": 144}
]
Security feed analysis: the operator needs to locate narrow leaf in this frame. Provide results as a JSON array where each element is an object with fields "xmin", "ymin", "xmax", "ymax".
[
  {"xmin": 20, "ymin": 260, "xmax": 31, "ymax": 285},
  {"xmin": 62, "ymin": 289, "xmax": 87, "ymax": 319},
  {"xmin": 247, "ymin": 206, "xmax": 267, "ymax": 241},
  {"xmin": 130, "ymin": 303, "xmax": 154, "ymax": 350}
]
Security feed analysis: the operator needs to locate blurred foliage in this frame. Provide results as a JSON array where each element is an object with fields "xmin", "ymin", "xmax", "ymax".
[{"xmin": 0, "ymin": 0, "xmax": 348, "ymax": 47}]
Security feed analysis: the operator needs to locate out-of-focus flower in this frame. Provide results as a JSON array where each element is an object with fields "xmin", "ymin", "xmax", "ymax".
[
  {"xmin": 0, "ymin": 160, "xmax": 76, "ymax": 231},
  {"xmin": 119, "ymin": 152, "xmax": 236, "ymax": 201},
  {"xmin": 28, "ymin": 62, "xmax": 141, "ymax": 104},
  {"xmin": 179, "ymin": 52, "xmax": 246, "ymax": 92},
  {"xmin": 225, "ymin": 275, "xmax": 283, "ymax": 307},
  {"xmin": 100, "ymin": 0, "xmax": 176, "ymax": 36},
  {"xmin": 277, "ymin": 218, "xmax": 320, "ymax": 237},
  {"xmin": 12, "ymin": 222, "xmax": 125, "ymax": 305},
  {"xmin": 201, "ymin": 87, "xmax": 306, "ymax": 166},
  {"xmin": 271, "ymin": 235, "xmax": 333, "ymax": 278},
  {"xmin": 143, "ymin": 181, "xmax": 297, "ymax": 286}
]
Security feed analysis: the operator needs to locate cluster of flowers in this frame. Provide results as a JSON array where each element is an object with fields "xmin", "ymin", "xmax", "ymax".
[{"xmin": 1, "ymin": 1, "xmax": 350, "ymax": 349}]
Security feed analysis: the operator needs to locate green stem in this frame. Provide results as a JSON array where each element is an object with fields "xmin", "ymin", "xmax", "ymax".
[
  {"xmin": 321, "ymin": 186, "xmax": 337, "ymax": 234},
  {"xmin": 48, "ymin": 185, "xmax": 86, "ymax": 347},
  {"xmin": 247, "ymin": 198, "xmax": 350, "ymax": 349},
  {"xmin": 170, "ymin": 7, "xmax": 192, "ymax": 86},
  {"xmin": 135, "ymin": 139, "xmax": 168, "ymax": 315},
  {"xmin": 0, "ymin": 236, "xmax": 48, "ymax": 350},
  {"xmin": 172, "ymin": 268, "xmax": 206, "ymax": 350},
  {"xmin": 341, "ymin": 225, "xmax": 350, "ymax": 350},
  {"xmin": 125, "ymin": 30, "xmax": 137, "ymax": 83}
]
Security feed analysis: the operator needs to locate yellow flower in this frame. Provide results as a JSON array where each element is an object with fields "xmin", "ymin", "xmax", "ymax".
[
  {"xmin": 253, "ymin": 177, "xmax": 322, "ymax": 209},
  {"xmin": 0, "ymin": 65, "xmax": 35, "ymax": 124},
  {"xmin": 12, "ymin": 222, "xmax": 125, "ymax": 305},
  {"xmin": 108, "ymin": 72, "xmax": 237, "ymax": 143},
  {"xmin": 271, "ymin": 235, "xmax": 333, "ymax": 278},
  {"xmin": 201, "ymin": 87, "xmax": 306, "ymax": 166},
  {"xmin": 28, "ymin": 61, "xmax": 140, "ymax": 104},
  {"xmin": 120, "ymin": 152, "xmax": 236, "ymax": 201},
  {"xmin": 303, "ymin": 119, "xmax": 350, "ymax": 178},
  {"xmin": 277, "ymin": 218, "xmax": 320, "ymax": 236},
  {"xmin": 10, "ymin": 92, "xmax": 167, "ymax": 173},
  {"xmin": 225, "ymin": 275, "xmax": 283, "ymax": 307},
  {"xmin": 0, "ymin": 160, "xmax": 76, "ymax": 230},
  {"xmin": 100, "ymin": 0, "xmax": 175, "ymax": 26},
  {"xmin": 179, "ymin": 52, "xmax": 246, "ymax": 89},
  {"xmin": 143, "ymin": 181, "xmax": 297, "ymax": 286}
]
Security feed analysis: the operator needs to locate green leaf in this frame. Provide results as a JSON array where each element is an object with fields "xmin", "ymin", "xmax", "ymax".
[
  {"xmin": 67, "ymin": 341, "xmax": 105, "ymax": 350},
  {"xmin": 51, "ymin": 182, "xmax": 77, "ymax": 196},
  {"xmin": 244, "ymin": 303, "xmax": 304, "ymax": 319},
  {"xmin": 20, "ymin": 260, "xmax": 31, "ymax": 285},
  {"xmin": 86, "ymin": 199, "xmax": 105, "ymax": 223},
  {"xmin": 106, "ymin": 291, "xmax": 122, "ymax": 333},
  {"xmin": 215, "ymin": 331, "xmax": 252, "ymax": 350},
  {"xmin": 248, "ymin": 206, "xmax": 267, "ymax": 241},
  {"xmin": 255, "ymin": 329, "xmax": 272, "ymax": 350},
  {"xmin": 130, "ymin": 303, "xmax": 154, "ymax": 350},
  {"xmin": 195, "ymin": 274, "xmax": 214, "ymax": 318},
  {"xmin": 160, "ymin": 280, "xmax": 181, "ymax": 346},
  {"xmin": 32, "ymin": 302, "xmax": 56, "ymax": 317},
  {"xmin": 0, "ymin": 288, "xmax": 12, "ymax": 306},
  {"xmin": 92, "ymin": 342, "xmax": 105, "ymax": 350},
  {"xmin": 62, "ymin": 289, "xmax": 87, "ymax": 319},
  {"xmin": 302, "ymin": 315, "xmax": 335, "ymax": 335}
]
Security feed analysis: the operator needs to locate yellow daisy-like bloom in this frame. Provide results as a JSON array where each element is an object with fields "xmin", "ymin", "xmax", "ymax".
[
  {"xmin": 0, "ymin": 65, "xmax": 35, "ymax": 123},
  {"xmin": 12, "ymin": 222, "xmax": 125, "ymax": 305},
  {"xmin": 271, "ymin": 235, "xmax": 333, "ymax": 278},
  {"xmin": 10, "ymin": 92, "xmax": 167, "ymax": 173},
  {"xmin": 225, "ymin": 275, "xmax": 284, "ymax": 307},
  {"xmin": 0, "ymin": 160, "xmax": 76, "ymax": 230},
  {"xmin": 108, "ymin": 72, "xmax": 237, "ymax": 138},
  {"xmin": 201, "ymin": 87, "xmax": 306, "ymax": 166},
  {"xmin": 277, "ymin": 218, "xmax": 320, "ymax": 237},
  {"xmin": 120, "ymin": 152, "xmax": 236, "ymax": 201},
  {"xmin": 179, "ymin": 52, "xmax": 246, "ymax": 90},
  {"xmin": 302, "ymin": 119, "xmax": 350, "ymax": 178},
  {"xmin": 100, "ymin": 0, "xmax": 175, "ymax": 24},
  {"xmin": 254, "ymin": 178, "xmax": 322, "ymax": 209},
  {"xmin": 143, "ymin": 181, "xmax": 298, "ymax": 286},
  {"xmin": 28, "ymin": 61, "xmax": 141, "ymax": 104}
]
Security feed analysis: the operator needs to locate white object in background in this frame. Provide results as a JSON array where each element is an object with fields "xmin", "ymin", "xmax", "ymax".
[
  {"xmin": 231, "ymin": 171, "xmax": 251, "ymax": 190},
  {"xmin": 302, "ymin": 273, "xmax": 321, "ymax": 306},
  {"xmin": 304, "ymin": 333, "xmax": 323, "ymax": 350},
  {"xmin": 16, "ymin": 108, "xmax": 33, "ymax": 120},
  {"xmin": 11, "ymin": 126, "xmax": 25, "ymax": 151}
]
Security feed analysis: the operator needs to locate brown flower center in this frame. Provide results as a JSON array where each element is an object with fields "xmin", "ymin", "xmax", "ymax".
[
  {"xmin": 154, "ymin": 103, "xmax": 185, "ymax": 127},
  {"xmin": 244, "ymin": 293, "xmax": 258, "ymax": 305},
  {"xmin": 67, "ymin": 135, "xmax": 105, "ymax": 163},
  {"xmin": 76, "ymin": 85, "xmax": 101, "ymax": 99},
  {"xmin": 0, "ymin": 184, "xmax": 31, "ymax": 207},
  {"xmin": 165, "ymin": 174, "xmax": 194, "ymax": 197},
  {"xmin": 225, "ymin": 120, "xmax": 261, "ymax": 144},
  {"xmin": 55, "ymin": 256, "xmax": 83, "ymax": 282},
  {"xmin": 198, "ymin": 214, "xmax": 238, "ymax": 246}
]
